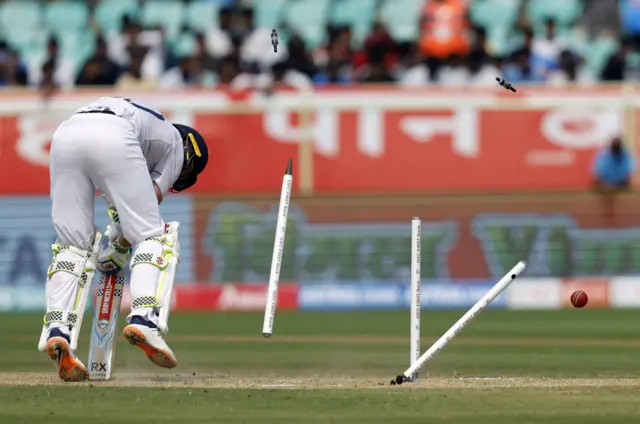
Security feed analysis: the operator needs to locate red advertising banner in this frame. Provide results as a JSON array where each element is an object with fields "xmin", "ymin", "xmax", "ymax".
[
  {"xmin": 103, "ymin": 283, "xmax": 300, "ymax": 312},
  {"xmin": 172, "ymin": 283, "xmax": 299, "ymax": 312},
  {"xmin": 0, "ymin": 87, "xmax": 636, "ymax": 194}
]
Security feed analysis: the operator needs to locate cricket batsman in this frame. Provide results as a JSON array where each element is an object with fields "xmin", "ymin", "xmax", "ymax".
[{"xmin": 38, "ymin": 97, "xmax": 208, "ymax": 381}]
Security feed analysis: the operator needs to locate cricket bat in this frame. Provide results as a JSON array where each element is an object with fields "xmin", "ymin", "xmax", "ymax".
[{"xmin": 88, "ymin": 271, "xmax": 125, "ymax": 380}]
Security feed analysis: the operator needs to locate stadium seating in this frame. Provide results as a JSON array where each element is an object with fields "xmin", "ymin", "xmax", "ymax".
[
  {"xmin": 526, "ymin": 0, "xmax": 583, "ymax": 35},
  {"xmin": 94, "ymin": 0, "xmax": 139, "ymax": 33},
  {"xmin": 379, "ymin": 0, "xmax": 424, "ymax": 42},
  {"xmin": 0, "ymin": 0, "xmax": 632, "ymax": 85},
  {"xmin": 329, "ymin": 0, "xmax": 376, "ymax": 45},
  {"xmin": 255, "ymin": 0, "xmax": 287, "ymax": 29},
  {"xmin": 582, "ymin": 35, "xmax": 619, "ymax": 77},
  {"xmin": 140, "ymin": 0, "xmax": 185, "ymax": 41},
  {"xmin": 173, "ymin": 32, "xmax": 197, "ymax": 57},
  {"xmin": 469, "ymin": 0, "xmax": 520, "ymax": 56},
  {"xmin": 206, "ymin": 0, "xmax": 234, "ymax": 5},
  {"xmin": 44, "ymin": 1, "xmax": 90, "ymax": 34},
  {"xmin": 282, "ymin": 0, "xmax": 330, "ymax": 48},
  {"xmin": 6, "ymin": 29, "xmax": 48, "ymax": 68},
  {"xmin": 185, "ymin": 1, "xmax": 219, "ymax": 33},
  {"xmin": 0, "ymin": 1, "xmax": 41, "ymax": 39},
  {"xmin": 59, "ymin": 30, "xmax": 96, "ymax": 72},
  {"xmin": 0, "ymin": 1, "xmax": 47, "ymax": 70},
  {"xmin": 470, "ymin": 0, "xmax": 520, "ymax": 29}
]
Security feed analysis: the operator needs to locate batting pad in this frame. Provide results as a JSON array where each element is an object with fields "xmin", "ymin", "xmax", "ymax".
[
  {"xmin": 128, "ymin": 222, "xmax": 180, "ymax": 334},
  {"xmin": 38, "ymin": 233, "xmax": 102, "ymax": 352}
]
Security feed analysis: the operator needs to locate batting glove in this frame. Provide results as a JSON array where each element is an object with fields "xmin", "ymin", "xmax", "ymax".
[{"xmin": 97, "ymin": 239, "xmax": 131, "ymax": 274}]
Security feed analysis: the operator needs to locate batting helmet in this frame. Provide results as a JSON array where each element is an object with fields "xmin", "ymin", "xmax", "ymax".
[{"xmin": 171, "ymin": 124, "xmax": 208, "ymax": 192}]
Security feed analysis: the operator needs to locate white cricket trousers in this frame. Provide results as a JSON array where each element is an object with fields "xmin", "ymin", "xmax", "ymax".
[
  {"xmin": 48, "ymin": 112, "xmax": 164, "ymax": 328},
  {"xmin": 50, "ymin": 112, "xmax": 163, "ymax": 247}
]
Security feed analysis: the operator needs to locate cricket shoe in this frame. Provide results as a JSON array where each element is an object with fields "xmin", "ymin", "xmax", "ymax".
[
  {"xmin": 123, "ymin": 316, "xmax": 177, "ymax": 369},
  {"xmin": 45, "ymin": 328, "xmax": 89, "ymax": 382}
]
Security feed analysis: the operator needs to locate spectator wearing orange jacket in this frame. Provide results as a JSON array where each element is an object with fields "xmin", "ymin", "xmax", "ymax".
[{"xmin": 419, "ymin": 0, "xmax": 470, "ymax": 78}]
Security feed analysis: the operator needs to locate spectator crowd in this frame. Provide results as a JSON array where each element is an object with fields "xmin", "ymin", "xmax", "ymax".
[{"xmin": 1, "ymin": 0, "xmax": 640, "ymax": 91}]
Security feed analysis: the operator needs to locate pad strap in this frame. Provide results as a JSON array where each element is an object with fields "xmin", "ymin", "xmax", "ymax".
[
  {"xmin": 44, "ymin": 242, "xmax": 95, "ymax": 328},
  {"xmin": 47, "ymin": 242, "xmax": 95, "ymax": 280},
  {"xmin": 47, "ymin": 260, "xmax": 83, "ymax": 277},
  {"xmin": 128, "ymin": 224, "xmax": 180, "ymax": 333},
  {"xmin": 131, "ymin": 252, "xmax": 170, "ymax": 269},
  {"xmin": 132, "ymin": 295, "xmax": 159, "ymax": 309},
  {"xmin": 43, "ymin": 309, "xmax": 79, "ymax": 327}
]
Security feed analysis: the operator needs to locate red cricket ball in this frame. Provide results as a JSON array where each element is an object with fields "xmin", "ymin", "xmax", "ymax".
[{"xmin": 570, "ymin": 290, "xmax": 588, "ymax": 308}]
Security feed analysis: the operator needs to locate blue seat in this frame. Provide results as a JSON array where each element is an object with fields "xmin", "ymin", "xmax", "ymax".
[
  {"xmin": 282, "ymin": 0, "xmax": 330, "ymax": 48},
  {"xmin": 0, "ymin": 1, "xmax": 41, "ymax": 34},
  {"xmin": 58, "ymin": 30, "xmax": 96, "ymax": 74},
  {"xmin": 140, "ymin": 0, "xmax": 184, "ymax": 39},
  {"xmin": 255, "ymin": 0, "xmax": 287, "ymax": 29},
  {"xmin": 202, "ymin": 70, "xmax": 218, "ymax": 87},
  {"xmin": 486, "ymin": 26, "xmax": 515, "ymax": 56},
  {"xmin": 526, "ymin": 0, "xmax": 582, "ymax": 26},
  {"xmin": 379, "ymin": 0, "xmax": 424, "ymax": 42},
  {"xmin": 330, "ymin": 0, "xmax": 376, "ymax": 46},
  {"xmin": 470, "ymin": 0, "xmax": 520, "ymax": 29},
  {"xmin": 44, "ymin": 1, "xmax": 89, "ymax": 33},
  {"xmin": 22, "ymin": 47, "xmax": 48, "ymax": 79},
  {"xmin": 173, "ymin": 32, "xmax": 197, "ymax": 57},
  {"xmin": 5, "ymin": 29, "xmax": 47, "ymax": 58},
  {"xmin": 185, "ymin": 1, "xmax": 219, "ymax": 33},
  {"xmin": 94, "ymin": 0, "xmax": 139, "ymax": 33},
  {"xmin": 583, "ymin": 35, "xmax": 619, "ymax": 77}
]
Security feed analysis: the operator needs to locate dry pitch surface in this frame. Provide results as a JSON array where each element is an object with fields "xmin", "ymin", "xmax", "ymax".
[{"xmin": 1, "ymin": 372, "xmax": 640, "ymax": 390}]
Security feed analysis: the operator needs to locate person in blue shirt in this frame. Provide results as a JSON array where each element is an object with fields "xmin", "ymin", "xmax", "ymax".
[
  {"xmin": 0, "ymin": 47, "xmax": 28, "ymax": 87},
  {"xmin": 592, "ymin": 137, "xmax": 635, "ymax": 191},
  {"xmin": 313, "ymin": 60, "xmax": 353, "ymax": 86},
  {"xmin": 502, "ymin": 48, "xmax": 546, "ymax": 84}
]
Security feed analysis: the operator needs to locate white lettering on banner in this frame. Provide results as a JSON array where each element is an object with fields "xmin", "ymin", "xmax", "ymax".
[
  {"xmin": 399, "ymin": 108, "xmax": 479, "ymax": 158},
  {"xmin": 264, "ymin": 107, "xmax": 476, "ymax": 158},
  {"xmin": 358, "ymin": 107, "xmax": 384, "ymax": 157},
  {"xmin": 525, "ymin": 151, "xmax": 575, "ymax": 167},
  {"xmin": 264, "ymin": 109, "xmax": 339, "ymax": 156},
  {"xmin": 17, "ymin": 114, "xmax": 64, "ymax": 166},
  {"xmin": 324, "ymin": 287, "xmax": 359, "ymax": 304},
  {"xmin": 362, "ymin": 286, "xmax": 402, "ymax": 304},
  {"xmin": 541, "ymin": 108, "xmax": 620, "ymax": 149},
  {"xmin": 217, "ymin": 285, "xmax": 266, "ymax": 311},
  {"xmin": 422, "ymin": 286, "xmax": 470, "ymax": 304},
  {"xmin": 610, "ymin": 277, "xmax": 640, "ymax": 307},
  {"xmin": 505, "ymin": 279, "xmax": 561, "ymax": 309}
]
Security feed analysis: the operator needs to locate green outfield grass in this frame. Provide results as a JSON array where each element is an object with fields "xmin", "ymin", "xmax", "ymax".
[{"xmin": 1, "ymin": 309, "xmax": 639, "ymax": 423}]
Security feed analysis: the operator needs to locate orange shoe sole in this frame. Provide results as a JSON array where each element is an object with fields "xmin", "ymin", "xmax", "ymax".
[
  {"xmin": 45, "ymin": 337, "xmax": 88, "ymax": 382},
  {"xmin": 123, "ymin": 325, "xmax": 177, "ymax": 369}
]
